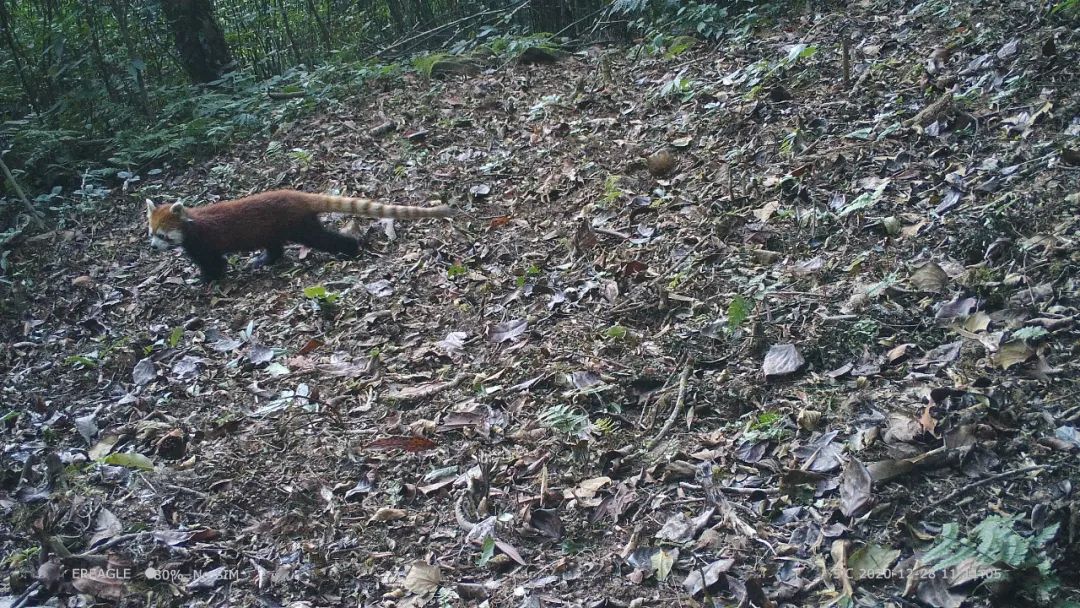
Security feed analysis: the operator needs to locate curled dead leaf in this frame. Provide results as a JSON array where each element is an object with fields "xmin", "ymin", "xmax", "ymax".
[{"xmin": 369, "ymin": 507, "xmax": 407, "ymax": 523}]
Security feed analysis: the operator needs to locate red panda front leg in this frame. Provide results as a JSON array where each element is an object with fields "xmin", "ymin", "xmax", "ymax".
[{"xmin": 184, "ymin": 247, "xmax": 227, "ymax": 283}]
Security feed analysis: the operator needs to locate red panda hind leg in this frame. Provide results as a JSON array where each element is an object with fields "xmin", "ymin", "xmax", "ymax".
[
  {"xmin": 295, "ymin": 222, "xmax": 360, "ymax": 257},
  {"xmin": 250, "ymin": 244, "xmax": 285, "ymax": 269}
]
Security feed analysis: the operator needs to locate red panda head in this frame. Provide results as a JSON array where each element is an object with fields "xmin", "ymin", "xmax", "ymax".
[{"xmin": 146, "ymin": 201, "xmax": 188, "ymax": 250}]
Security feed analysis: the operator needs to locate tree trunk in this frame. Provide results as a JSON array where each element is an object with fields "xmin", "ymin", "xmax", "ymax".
[
  {"xmin": 275, "ymin": 0, "xmax": 303, "ymax": 65},
  {"xmin": 0, "ymin": 0, "xmax": 39, "ymax": 115},
  {"xmin": 160, "ymin": 0, "xmax": 233, "ymax": 84},
  {"xmin": 107, "ymin": 0, "xmax": 151, "ymax": 115},
  {"xmin": 385, "ymin": 0, "xmax": 407, "ymax": 34},
  {"xmin": 80, "ymin": 2, "xmax": 117, "ymax": 102},
  {"xmin": 410, "ymin": 0, "xmax": 433, "ymax": 27},
  {"xmin": 305, "ymin": 0, "xmax": 331, "ymax": 53}
]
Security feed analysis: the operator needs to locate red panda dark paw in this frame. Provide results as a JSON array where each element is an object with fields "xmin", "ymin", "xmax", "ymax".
[{"xmin": 249, "ymin": 246, "xmax": 284, "ymax": 269}]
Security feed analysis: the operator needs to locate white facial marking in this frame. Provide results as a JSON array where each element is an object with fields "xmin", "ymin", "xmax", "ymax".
[{"xmin": 150, "ymin": 229, "xmax": 183, "ymax": 250}]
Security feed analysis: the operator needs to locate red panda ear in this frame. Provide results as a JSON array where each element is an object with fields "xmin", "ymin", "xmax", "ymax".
[
  {"xmin": 169, "ymin": 202, "xmax": 187, "ymax": 217},
  {"xmin": 145, "ymin": 200, "xmax": 155, "ymax": 217}
]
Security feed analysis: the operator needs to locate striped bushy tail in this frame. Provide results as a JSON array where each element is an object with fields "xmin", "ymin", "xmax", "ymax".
[{"xmin": 305, "ymin": 193, "xmax": 456, "ymax": 219}]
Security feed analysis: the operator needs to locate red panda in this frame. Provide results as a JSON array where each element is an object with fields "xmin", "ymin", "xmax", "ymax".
[{"xmin": 146, "ymin": 190, "xmax": 455, "ymax": 282}]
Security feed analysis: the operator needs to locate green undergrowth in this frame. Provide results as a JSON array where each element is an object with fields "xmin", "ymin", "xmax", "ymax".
[
  {"xmin": 0, "ymin": 3, "xmax": 804, "ymax": 219},
  {"xmin": 4, "ymin": 60, "xmax": 405, "ymax": 196}
]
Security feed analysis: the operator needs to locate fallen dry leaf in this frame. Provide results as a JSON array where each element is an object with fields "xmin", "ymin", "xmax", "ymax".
[
  {"xmin": 403, "ymin": 561, "xmax": 442, "ymax": 597},
  {"xmin": 763, "ymin": 344, "xmax": 805, "ymax": 379}
]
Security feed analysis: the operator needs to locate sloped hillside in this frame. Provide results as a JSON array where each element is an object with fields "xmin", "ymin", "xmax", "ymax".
[{"xmin": 2, "ymin": 1, "xmax": 1079, "ymax": 606}]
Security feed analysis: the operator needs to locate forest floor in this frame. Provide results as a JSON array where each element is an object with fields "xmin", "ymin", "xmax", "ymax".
[{"xmin": 3, "ymin": 1, "xmax": 1080, "ymax": 607}]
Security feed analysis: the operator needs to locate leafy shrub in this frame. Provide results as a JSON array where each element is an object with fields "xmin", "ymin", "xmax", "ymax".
[
  {"xmin": 924, "ymin": 514, "xmax": 1061, "ymax": 603},
  {"xmin": 612, "ymin": 0, "xmax": 773, "ymax": 41}
]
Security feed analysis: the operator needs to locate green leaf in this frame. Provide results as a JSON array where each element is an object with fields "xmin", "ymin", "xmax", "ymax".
[
  {"xmin": 593, "ymin": 418, "xmax": 615, "ymax": 434},
  {"xmin": 839, "ymin": 180, "xmax": 889, "ymax": 217},
  {"xmin": 728, "ymin": 295, "xmax": 750, "ymax": 329},
  {"xmin": 265, "ymin": 362, "xmax": 290, "ymax": 377},
  {"xmin": 651, "ymin": 548, "xmax": 674, "ymax": 581},
  {"xmin": 783, "ymin": 43, "xmax": 816, "ymax": 64},
  {"xmin": 1033, "ymin": 523, "xmax": 1060, "ymax": 546},
  {"xmin": 560, "ymin": 538, "xmax": 583, "ymax": 554},
  {"xmin": 924, "ymin": 512, "xmax": 1058, "ymax": 590},
  {"xmin": 477, "ymin": 535, "xmax": 496, "ymax": 566},
  {"xmin": 1012, "ymin": 326, "xmax": 1049, "ymax": 342},
  {"xmin": 303, "ymin": 284, "xmax": 338, "ymax": 303},
  {"xmin": 1051, "ymin": 0, "xmax": 1078, "ymax": 14},
  {"xmin": 603, "ymin": 325, "xmax": 627, "ymax": 339},
  {"xmin": 168, "ymin": 326, "xmax": 184, "ymax": 348},
  {"xmin": 102, "ymin": 452, "xmax": 154, "ymax": 470},
  {"xmin": 65, "ymin": 354, "xmax": 99, "ymax": 368},
  {"xmin": 845, "ymin": 127, "xmax": 874, "ymax": 140},
  {"xmin": 539, "ymin": 404, "xmax": 590, "ymax": 435},
  {"xmin": 848, "ymin": 543, "xmax": 901, "ymax": 580},
  {"xmin": 447, "ymin": 263, "xmax": 467, "ymax": 279},
  {"xmin": 877, "ymin": 122, "xmax": 902, "ymax": 140},
  {"xmin": 665, "ymin": 35, "xmax": 697, "ymax": 58}
]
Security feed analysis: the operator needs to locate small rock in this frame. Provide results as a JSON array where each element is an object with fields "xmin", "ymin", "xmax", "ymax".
[
  {"xmin": 798, "ymin": 408, "xmax": 822, "ymax": 430},
  {"xmin": 647, "ymin": 150, "xmax": 676, "ymax": 177},
  {"xmin": 469, "ymin": 184, "xmax": 491, "ymax": 199},
  {"xmin": 429, "ymin": 59, "xmax": 479, "ymax": 77},
  {"xmin": 368, "ymin": 121, "xmax": 397, "ymax": 137},
  {"xmin": 752, "ymin": 249, "xmax": 783, "ymax": 264},
  {"xmin": 519, "ymin": 46, "xmax": 561, "ymax": 64},
  {"xmin": 769, "ymin": 86, "xmax": 793, "ymax": 102},
  {"xmin": 72, "ymin": 275, "xmax": 95, "ymax": 289},
  {"xmin": 156, "ymin": 429, "xmax": 186, "ymax": 460}
]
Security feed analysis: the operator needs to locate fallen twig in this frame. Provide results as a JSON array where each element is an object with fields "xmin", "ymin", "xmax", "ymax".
[
  {"xmin": 386, "ymin": 372, "xmax": 468, "ymax": 404},
  {"xmin": 646, "ymin": 359, "xmax": 693, "ymax": 450},
  {"xmin": 593, "ymin": 226, "xmax": 631, "ymax": 240},
  {"xmin": 904, "ymin": 91, "xmax": 954, "ymax": 130},
  {"xmin": 0, "ymin": 151, "xmax": 44, "ymax": 229},
  {"xmin": 921, "ymin": 465, "xmax": 1045, "ymax": 513},
  {"xmin": 266, "ymin": 90, "xmax": 306, "ymax": 100},
  {"xmin": 68, "ymin": 532, "xmax": 153, "ymax": 559}
]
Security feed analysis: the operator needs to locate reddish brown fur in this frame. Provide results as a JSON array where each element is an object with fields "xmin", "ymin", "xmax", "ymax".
[{"xmin": 147, "ymin": 190, "xmax": 454, "ymax": 282}]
